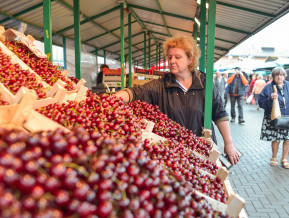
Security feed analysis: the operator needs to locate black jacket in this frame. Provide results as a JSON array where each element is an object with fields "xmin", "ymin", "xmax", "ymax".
[
  {"xmin": 96, "ymin": 71, "xmax": 104, "ymax": 85},
  {"xmin": 126, "ymin": 71, "xmax": 229, "ymax": 142}
]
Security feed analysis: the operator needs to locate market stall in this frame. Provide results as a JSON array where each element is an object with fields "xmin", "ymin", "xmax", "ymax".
[{"xmin": 0, "ymin": 27, "xmax": 246, "ymax": 217}]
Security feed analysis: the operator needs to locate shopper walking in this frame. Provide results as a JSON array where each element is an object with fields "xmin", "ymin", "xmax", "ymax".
[
  {"xmin": 248, "ymin": 74, "xmax": 257, "ymax": 98},
  {"xmin": 227, "ymin": 67, "xmax": 248, "ymax": 124},
  {"xmin": 259, "ymin": 67, "xmax": 289, "ymax": 168},
  {"xmin": 213, "ymin": 71, "xmax": 226, "ymax": 103},
  {"xmin": 115, "ymin": 35, "xmax": 240, "ymax": 165},
  {"xmin": 252, "ymin": 75, "xmax": 266, "ymax": 110}
]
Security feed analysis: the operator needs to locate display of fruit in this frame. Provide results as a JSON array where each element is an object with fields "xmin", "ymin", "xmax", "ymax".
[
  {"xmin": 35, "ymin": 93, "xmax": 227, "ymax": 200},
  {"xmin": 0, "ymin": 48, "xmax": 46, "ymax": 99},
  {"xmin": 0, "ymin": 127, "xmax": 229, "ymax": 217},
  {"xmin": 36, "ymin": 93, "xmax": 146, "ymax": 142},
  {"xmin": 142, "ymin": 139, "xmax": 226, "ymax": 202},
  {"xmin": 3, "ymin": 40, "xmax": 75, "ymax": 91},
  {"xmin": 128, "ymin": 100, "xmax": 212, "ymax": 156}
]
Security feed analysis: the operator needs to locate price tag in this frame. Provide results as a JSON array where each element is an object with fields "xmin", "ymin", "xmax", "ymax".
[{"xmin": 3, "ymin": 29, "xmax": 47, "ymax": 59}]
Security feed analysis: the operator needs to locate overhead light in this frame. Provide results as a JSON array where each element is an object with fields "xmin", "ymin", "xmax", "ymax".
[
  {"xmin": 197, "ymin": 0, "xmax": 209, "ymax": 9},
  {"xmin": 194, "ymin": 18, "xmax": 200, "ymax": 26},
  {"xmin": 197, "ymin": 37, "xmax": 200, "ymax": 41}
]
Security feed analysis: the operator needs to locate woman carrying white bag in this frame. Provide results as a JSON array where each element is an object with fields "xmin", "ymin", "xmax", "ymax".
[{"xmin": 259, "ymin": 67, "xmax": 289, "ymax": 168}]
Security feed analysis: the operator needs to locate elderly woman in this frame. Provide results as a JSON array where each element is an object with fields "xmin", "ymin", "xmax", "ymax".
[
  {"xmin": 259, "ymin": 67, "xmax": 289, "ymax": 168},
  {"xmin": 115, "ymin": 35, "xmax": 240, "ymax": 165}
]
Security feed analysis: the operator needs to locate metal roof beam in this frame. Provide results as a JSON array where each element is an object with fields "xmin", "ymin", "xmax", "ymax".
[
  {"xmin": 128, "ymin": 3, "xmax": 195, "ymax": 21},
  {"xmin": 149, "ymin": 31, "xmax": 170, "ymax": 37},
  {"xmin": 56, "ymin": 1, "xmax": 141, "ymax": 53},
  {"xmin": 114, "ymin": 39, "xmax": 152, "ymax": 53},
  {"xmin": 83, "ymin": 20, "xmax": 138, "ymax": 43},
  {"xmin": 0, "ymin": 10, "xmax": 122, "ymax": 63},
  {"xmin": 100, "ymin": 31, "xmax": 144, "ymax": 50},
  {"xmin": 142, "ymin": 20, "xmax": 237, "ymax": 44},
  {"xmin": 125, "ymin": 1, "xmax": 158, "ymax": 43},
  {"xmin": 214, "ymin": 23, "xmax": 250, "ymax": 34},
  {"xmin": 56, "ymin": 5, "xmax": 121, "ymax": 34},
  {"xmin": 56, "ymin": 0, "xmax": 120, "ymax": 39},
  {"xmin": 116, "ymin": 46, "xmax": 157, "ymax": 61},
  {"xmin": 216, "ymin": 1, "xmax": 275, "ymax": 18},
  {"xmin": 128, "ymin": 3, "xmax": 251, "ymax": 34},
  {"xmin": 0, "ymin": 1, "xmax": 56, "ymax": 24},
  {"xmin": 155, "ymin": 0, "xmax": 171, "ymax": 36}
]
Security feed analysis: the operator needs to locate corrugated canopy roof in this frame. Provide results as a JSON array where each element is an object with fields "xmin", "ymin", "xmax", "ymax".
[{"xmin": 0, "ymin": 0, "xmax": 288, "ymax": 67}]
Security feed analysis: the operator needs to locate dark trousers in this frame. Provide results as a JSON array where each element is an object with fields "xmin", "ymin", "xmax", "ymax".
[
  {"xmin": 254, "ymin": 94, "xmax": 260, "ymax": 105},
  {"xmin": 230, "ymin": 95, "xmax": 244, "ymax": 120}
]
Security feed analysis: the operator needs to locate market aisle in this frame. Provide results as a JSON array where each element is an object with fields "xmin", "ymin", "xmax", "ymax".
[{"xmin": 215, "ymin": 103, "xmax": 289, "ymax": 218}]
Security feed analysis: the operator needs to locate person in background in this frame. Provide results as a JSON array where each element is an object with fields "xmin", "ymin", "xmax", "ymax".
[
  {"xmin": 252, "ymin": 74, "xmax": 266, "ymax": 110},
  {"xmin": 248, "ymin": 74, "xmax": 258, "ymax": 98},
  {"xmin": 96, "ymin": 64, "xmax": 109, "ymax": 85},
  {"xmin": 259, "ymin": 67, "xmax": 289, "ymax": 169},
  {"xmin": 213, "ymin": 71, "xmax": 226, "ymax": 104},
  {"xmin": 223, "ymin": 72, "xmax": 229, "ymax": 108},
  {"xmin": 285, "ymin": 68, "xmax": 289, "ymax": 81},
  {"xmin": 115, "ymin": 35, "xmax": 240, "ymax": 165},
  {"xmin": 227, "ymin": 67, "xmax": 248, "ymax": 124},
  {"xmin": 266, "ymin": 74, "xmax": 273, "ymax": 85}
]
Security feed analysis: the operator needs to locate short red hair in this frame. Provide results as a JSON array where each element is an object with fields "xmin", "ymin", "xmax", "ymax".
[{"xmin": 163, "ymin": 35, "xmax": 200, "ymax": 71}]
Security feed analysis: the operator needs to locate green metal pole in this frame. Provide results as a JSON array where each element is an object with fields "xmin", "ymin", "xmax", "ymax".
[
  {"xmin": 128, "ymin": 12, "xmax": 132, "ymax": 87},
  {"xmin": 104, "ymin": 50, "xmax": 106, "ymax": 64},
  {"xmin": 204, "ymin": 0, "xmax": 216, "ymax": 129},
  {"xmin": 199, "ymin": 0, "xmax": 207, "ymax": 72},
  {"xmin": 144, "ymin": 31, "xmax": 147, "ymax": 69},
  {"xmin": 148, "ymin": 37, "xmax": 151, "ymax": 69},
  {"xmin": 158, "ymin": 46, "xmax": 161, "ymax": 71},
  {"xmin": 43, "ymin": 0, "xmax": 52, "ymax": 61},
  {"xmin": 73, "ymin": 0, "xmax": 81, "ymax": 79},
  {"xmin": 155, "ymin": 44, "xmax": 157, "ymax": 70},
  {"xmin": 193, "ymin": 22, "xmax": 198, "ymax": 41},
  {"xmin": 95, "ymin": 48, "xmax": 98, "ymax": 84},
  {"xmin": 63, "ymin": 36, "xmax": 67, "ymax": 69},
  {"xmin": 120, "ymin": 2, "xmax": 125, "ymax": 89}
]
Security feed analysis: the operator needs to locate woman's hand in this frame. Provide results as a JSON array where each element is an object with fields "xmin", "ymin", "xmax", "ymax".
[
  {"xmin": 216, "ymin": 120, "xmax": 239, "ymax": 165},
  {"xmin": 271, "ymin": 93, "xmax": 278, "ymax": 100},
  {"xmin": 224, "ymin": 143, "xmax": 239, "ymax": 165}
]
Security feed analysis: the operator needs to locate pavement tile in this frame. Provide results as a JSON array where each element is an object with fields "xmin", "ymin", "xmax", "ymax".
[
  {"xmin": 269, "ymin": 213, "xmax": 282, "ymax": 218},
  {"xmin": 259, "ymin": 197, "xmax": 271, "ymax": 205},
  {"xmin": 245, "ymin": 204, "xmax": 256, "ymax": 212},
  {"xmin": 214, "ymin": 104, "xmax": 289, "ymax": 217},
  {"xmin": 252, "ymin": 200, "xmax": 264, "ymax": 209},
  {"xmin": 247, "ymin": 212, "xmax": 269, "ymax": 218}
]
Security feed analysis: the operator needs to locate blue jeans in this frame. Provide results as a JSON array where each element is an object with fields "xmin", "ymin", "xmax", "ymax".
[
  {"xmin": 254, "ymin": 94, "xmax": 260, "ymax": 105},
  {"xmin": 230, "ymin": 95, "xmax": 244, "ymax": 120}
]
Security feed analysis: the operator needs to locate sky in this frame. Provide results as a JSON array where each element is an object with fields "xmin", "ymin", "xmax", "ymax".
[{"xmin": 229, "ymin": 12, "xmax": 289, "ymax": 55}]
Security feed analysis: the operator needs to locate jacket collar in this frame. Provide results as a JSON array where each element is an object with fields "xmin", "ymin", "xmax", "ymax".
[{"xmin": 164, "ymin": 71, "xmax": 205, "ymax": 90}]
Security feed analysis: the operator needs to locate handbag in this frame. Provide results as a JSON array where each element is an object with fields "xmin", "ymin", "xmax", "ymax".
[
  {"xmin": 274, "ymin": 115, "xmax": 289, "ymax": 129},
  {"xmin": 246, "ymin": 94, "xmax": 253, "ymax": 104},
  {"xmin": 271, "ymin": 85, "xmax": 289, "ymax": 129},
  {"xmin": 271, "ymin": 85, "xmax": 281, "ymax": 120}
]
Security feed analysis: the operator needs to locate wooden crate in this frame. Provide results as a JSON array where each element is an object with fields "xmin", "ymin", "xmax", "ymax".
[
  {"xmin": 132, "ymin": 73, "xmax": 160, "ymax": 86},
  {"xmin": 141, "ymin": 120, "xmax": 246, "ymax": 217},
  {"xmin": 103, "ymin": 74, "xmax": 126, "ymax": 88},
  {"xmin": 0, "ymin": 91, "xmax": 69, "ymax": 133}
]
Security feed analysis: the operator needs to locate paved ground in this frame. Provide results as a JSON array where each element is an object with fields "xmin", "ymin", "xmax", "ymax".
[{"xmin": 214, "ymin": 102, "xmax": 289, "ymax": 218}]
